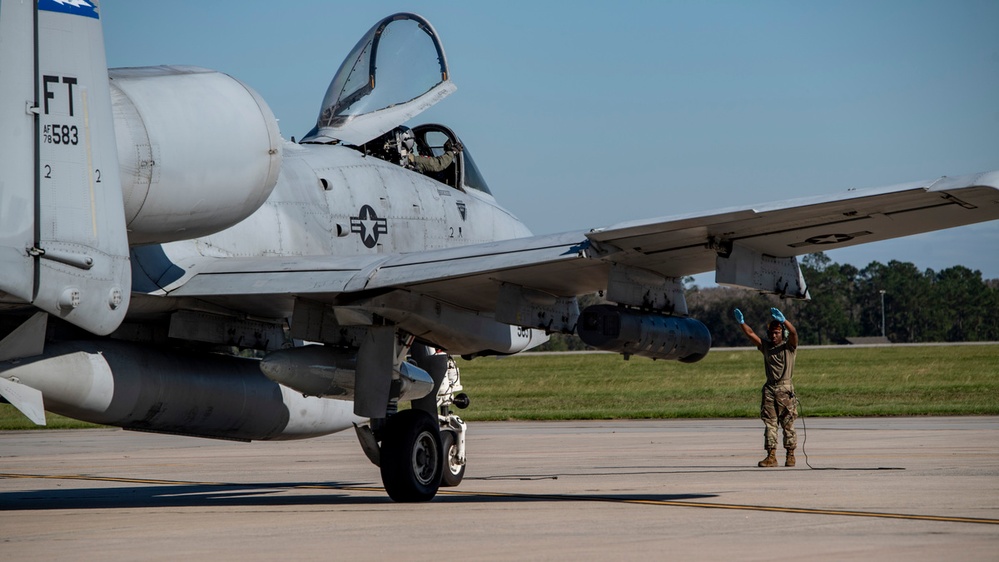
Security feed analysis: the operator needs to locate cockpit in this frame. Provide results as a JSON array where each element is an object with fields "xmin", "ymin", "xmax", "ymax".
[
  {"xmin": 359, "ymin": 124, "xmax": 490, "ymax": 195},
  {"xmin": 300, "ymin": 13, "xmax": 491, "ymax": 195}
]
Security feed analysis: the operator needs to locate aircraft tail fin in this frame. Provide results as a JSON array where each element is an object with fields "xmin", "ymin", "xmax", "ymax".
[{"xmin": 0, "ymin": 0, "xmax": 130, "ymax": 335}]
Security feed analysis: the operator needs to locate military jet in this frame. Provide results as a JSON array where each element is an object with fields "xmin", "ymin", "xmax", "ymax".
[{"xmin": 1, "ymin": 3, "xmax": 997, "ymax": 502}]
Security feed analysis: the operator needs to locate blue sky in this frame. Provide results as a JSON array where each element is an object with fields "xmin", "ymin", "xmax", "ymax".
[{"xmin": 100, "ymin": 1, "xmax": 999, "ymax": 282}]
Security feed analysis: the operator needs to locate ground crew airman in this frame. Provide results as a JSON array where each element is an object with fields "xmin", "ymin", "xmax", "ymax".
[{"xmin": 734, "ymin": 307, "xmax": 798, "ymax": 467}]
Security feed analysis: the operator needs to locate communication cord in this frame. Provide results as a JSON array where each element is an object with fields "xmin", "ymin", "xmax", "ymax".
[
  {"xmin": 794, "ymin": 389, "xmax": 903, "ymax": 471},
  {"xmin": 793, "ymin": 389, "xmax": 819, "ymax": 470}
]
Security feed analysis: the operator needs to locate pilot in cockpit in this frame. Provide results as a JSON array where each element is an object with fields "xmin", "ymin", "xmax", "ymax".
[{"xmin": 387, "ymin": 126, "xmax": 461, "ymax": 175}]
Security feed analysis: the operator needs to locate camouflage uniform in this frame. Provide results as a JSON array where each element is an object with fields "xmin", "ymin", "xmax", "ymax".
[
  {"xmin": 409, "ymin": 151, "xmax": 456, "ymax": 173},
  {"xmin": 758, "ymin": 338, "xmax": 797, "ymax": 450}
]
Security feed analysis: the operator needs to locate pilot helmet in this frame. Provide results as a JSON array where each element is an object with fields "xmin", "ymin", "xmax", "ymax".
[{"xmin": 396, "ymin": 126, "xmax": 415, "ymax": 152}]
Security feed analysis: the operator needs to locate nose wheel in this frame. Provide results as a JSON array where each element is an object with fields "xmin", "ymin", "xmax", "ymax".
[
  {"xmin": 379, "ymin": 409, "xmax": 443, "ymax": 502},
  {"xmin": 440, "ymin": 430, "xmax": 466, "ymax": 487}
]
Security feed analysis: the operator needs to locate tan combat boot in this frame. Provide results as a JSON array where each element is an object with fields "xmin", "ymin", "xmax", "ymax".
[
  {"xmin": 785, "ymin": 448, "xmax": 796, "ymax": 467},
  {"xmin": 757, "ymin": 449, "xmax": 777, "ymax": 467}
]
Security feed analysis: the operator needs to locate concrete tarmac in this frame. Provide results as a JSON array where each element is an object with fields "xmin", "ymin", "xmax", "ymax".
[{"xmin": 2, "ymin": 417, "xmax": 997, "ymax": 560}]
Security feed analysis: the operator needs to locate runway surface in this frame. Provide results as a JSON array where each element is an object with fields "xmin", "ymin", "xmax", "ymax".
[{"xmin": 2, "ymin": 417, "xmax": 997, "ymax": 560}]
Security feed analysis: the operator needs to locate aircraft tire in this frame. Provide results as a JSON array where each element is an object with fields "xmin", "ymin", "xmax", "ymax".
[
  {"xmin": 379, "ymin": 409, "xmax": 443, "ymax": 502},
  {"xmin": 440, "ymin": 430, "xmax": 465, "ymax": 487}
]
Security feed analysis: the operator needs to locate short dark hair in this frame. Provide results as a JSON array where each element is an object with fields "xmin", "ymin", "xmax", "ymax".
[{"xmin": 768, "ymin": 320, "xmax": 783, "ymax": 332}]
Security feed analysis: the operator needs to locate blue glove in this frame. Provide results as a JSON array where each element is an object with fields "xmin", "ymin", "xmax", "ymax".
[
  {"xmin": 733, "ymin": 308, "xmax": 745, "ymax": 324},
  {"xmin": 771, "ymin": 307, "xmax": 785, "ymax": 323}
]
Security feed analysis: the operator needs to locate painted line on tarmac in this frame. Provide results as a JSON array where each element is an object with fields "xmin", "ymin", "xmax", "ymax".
[
  {"xmin": 3, "ymin": 472, "xmax": 997, "ymax": 526},
  {"xmin": 0, "ymin": 472, "xmax": 229, "ymax": 486},
  {"xmin": 472, "ymin": 492, "xmax": 999, "ymax": 526}
]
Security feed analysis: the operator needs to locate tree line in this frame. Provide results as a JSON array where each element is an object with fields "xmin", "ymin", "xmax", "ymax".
[
  {"xmin": 534, "ymin": 252, "xmax": 999, "ymax": 350},
  {"xmin": 685, "ymin": 252, "xmax": 999, "ymax": 346}
]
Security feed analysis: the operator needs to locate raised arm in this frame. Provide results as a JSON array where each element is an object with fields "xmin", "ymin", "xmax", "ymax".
[
  {"xmin": 783, "ymin": 318, "xmax": 798, "ymax": 349},
  {"xmin": 734, "ymin": 308, "xmax": 762, "ymax": 347}
]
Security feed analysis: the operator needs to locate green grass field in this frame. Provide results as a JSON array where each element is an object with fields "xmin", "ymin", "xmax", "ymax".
[
  {"xmin": 2, "ymin": 344, "xmax": 997, "ymax": 429},
  {"xmin": 452, "ymin": 344, "xmax": 999, "ymax": 420}
]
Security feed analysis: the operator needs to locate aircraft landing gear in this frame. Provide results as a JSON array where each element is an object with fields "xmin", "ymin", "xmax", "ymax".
[
  {"xmin": 440, "ymin": 428, "xmax": 465, "ymax": 487},
  {"xmin": 436, "ymin": 353, "xmax": 468, "ymax": 487},
  {"xmin": 353, "ymin": 340, "xmax": 468, "ymax": 501},
  {"xmin": 378, "ymin": 408, "xmax": 443, "ymax": 502}
]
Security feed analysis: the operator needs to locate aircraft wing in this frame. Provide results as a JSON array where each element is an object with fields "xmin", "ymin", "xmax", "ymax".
[
  {"xmin": 164, "ymin": 171, "xmax": 999, "ymax": 316},
  {"xmin": 164, "ymin": 231, "xmax": 599, "ymax": 315},
  {"xmin": 585, "ymin": 171, "xmax": 999, "ymax": 290}
]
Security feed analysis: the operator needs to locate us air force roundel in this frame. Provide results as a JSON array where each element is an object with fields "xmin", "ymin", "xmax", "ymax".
[
  {"xmin": 350, "ymin": 205, "xmax": 388, "ymax": 248},
  {"xmin": 789, "ymin": 231, "xmax": 872, "ymax": 248}
]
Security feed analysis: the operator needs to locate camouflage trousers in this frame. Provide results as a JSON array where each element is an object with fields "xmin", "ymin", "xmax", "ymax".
[{"xmin": 761, "ymin": 384, "xmax": 797, "ymax": 450}]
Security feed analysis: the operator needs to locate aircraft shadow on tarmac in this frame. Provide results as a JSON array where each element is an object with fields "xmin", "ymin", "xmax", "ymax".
[{"xmin": 0, "ymin": 482, "xmax": 719, "ymax": 509}]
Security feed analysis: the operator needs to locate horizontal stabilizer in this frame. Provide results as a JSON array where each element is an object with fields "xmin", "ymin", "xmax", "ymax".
[
  {"xmin": 0, "ymin": 378, "xmax": 46, "ymax": 426},
  {"xmin": 0, "ymin": 312, "xmax": 49, "ymax": 425}
]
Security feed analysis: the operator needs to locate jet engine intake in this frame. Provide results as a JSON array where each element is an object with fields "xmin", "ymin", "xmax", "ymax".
[
  {"xmin": 577, "ymin": 305, "xmax": 711, "ymax": 363},
  {"xmin": 109, "ymin": 66, "xmax": 282, "ymax": 244}
]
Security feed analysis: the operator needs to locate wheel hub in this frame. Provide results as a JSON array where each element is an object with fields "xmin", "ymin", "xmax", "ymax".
[{"xmin": 412, "ymin": 430, "xmax": 439, "ymax": 485}]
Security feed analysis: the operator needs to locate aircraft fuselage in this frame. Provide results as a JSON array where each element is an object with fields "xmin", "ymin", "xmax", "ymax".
[{"xmin": 181, "ymin": 140, "xmax": 530, "ymax": 261}]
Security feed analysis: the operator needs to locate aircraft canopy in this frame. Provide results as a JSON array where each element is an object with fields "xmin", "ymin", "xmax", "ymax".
[{"xmin": 301, "ymin": 13, "xmax": 455, "ymax": 145}]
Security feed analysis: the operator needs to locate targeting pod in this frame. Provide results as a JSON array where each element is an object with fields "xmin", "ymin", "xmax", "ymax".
[{"xmin": 577, "ymin": 305, "xmax": 711, "ymax": 363}]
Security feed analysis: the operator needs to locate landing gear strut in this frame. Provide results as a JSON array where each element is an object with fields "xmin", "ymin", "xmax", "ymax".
[
  {"xmin": 353, "ymin": 338, "xmax": 469, "ymax": 501},
  {"xmin": 436, "ymin": 353, "xmax": 468, "ymax": 487}
]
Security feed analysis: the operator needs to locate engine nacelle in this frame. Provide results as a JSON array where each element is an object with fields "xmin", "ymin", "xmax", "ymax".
[
  {"xmin": 577, "ymin": 305, "xmax": 711, "ymax": 363},
  {"xmin": 109, "ymin": 66, "xmax": 282, "ymax": 244}
]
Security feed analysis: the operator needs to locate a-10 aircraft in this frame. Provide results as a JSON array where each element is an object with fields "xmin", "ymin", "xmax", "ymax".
[{"xmin": 1, "ymin": 2, "xmax": 998, "ymax": 502}]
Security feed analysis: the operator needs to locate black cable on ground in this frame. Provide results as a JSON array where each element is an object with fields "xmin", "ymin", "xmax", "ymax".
[{"xmin": 795, "ymin": 391, "xmax": 903, "ymax": 471}]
